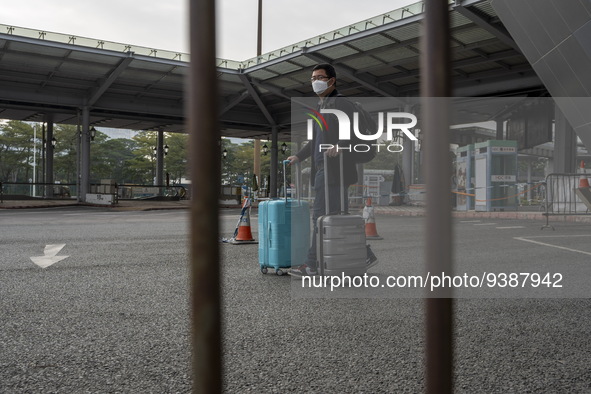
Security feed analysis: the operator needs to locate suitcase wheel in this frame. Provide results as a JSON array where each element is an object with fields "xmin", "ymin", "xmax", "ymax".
[
  {"xmin": 261, "ymin": 267, "xmax": 268, "ymax": 274},
  {"xmin": 276, "ymin": 269, "xmax": 285, "ymax": 276}
]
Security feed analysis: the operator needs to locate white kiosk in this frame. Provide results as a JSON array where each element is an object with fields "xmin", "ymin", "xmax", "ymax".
[{"xmin": 474, "ymin": 140, "xmax": 518, "ymax": 212}]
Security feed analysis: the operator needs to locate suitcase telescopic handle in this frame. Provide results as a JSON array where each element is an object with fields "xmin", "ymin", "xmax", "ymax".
[
  {"xmin": 282, "ymin": 159, "xmax": 302, "ymax": 204},
  {"xmin": 282, "ymin": 160, "xmax": 289, "ymax": 203},
  {"xmin": 294, "ymin": 161, "xmax": 302, "ymax": 204},
  {"xmin": 323, "ymin": 151, "xmax": 346, "ymax": 215}
]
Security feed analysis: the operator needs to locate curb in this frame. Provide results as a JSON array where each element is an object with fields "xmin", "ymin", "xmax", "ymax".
[
  {"xmin": 0, "ymin": 203, "xmax": 80, "ymax": 210},
  {"xmin": 373, "ymin": 207, "xmax": 591, "ymax": 223}
]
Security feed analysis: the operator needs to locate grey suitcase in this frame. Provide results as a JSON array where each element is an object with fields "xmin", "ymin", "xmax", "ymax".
[{"xmin": 317, "ymin": 152, "xmax": 367, "ymax": 277}]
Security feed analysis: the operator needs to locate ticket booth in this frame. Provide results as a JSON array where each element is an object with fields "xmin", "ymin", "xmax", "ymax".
[
  {"xmin": 455, "ymin": 144, "xmax": 474, "ymax": 211},
  {"xmin": 474, "ymin": 140, "xmax": 518, "ymax": 212}
]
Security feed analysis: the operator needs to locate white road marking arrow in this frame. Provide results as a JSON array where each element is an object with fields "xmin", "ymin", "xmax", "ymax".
[{"xmin": 30, "ymin": 244, "xmax": 69, "ymax": 268}]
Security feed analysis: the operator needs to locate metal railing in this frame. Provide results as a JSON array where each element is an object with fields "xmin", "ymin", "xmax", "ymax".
[
  {"xmin": 0, "ymin": 182, "xmax": 77, "ymax": 200},
  {"xmin": 116, "ymin": 184, "xmax": 188, "ymax": 200},
  {"xmin": 542, "ymin": 173, "xmax": 591, "ymax": 229},
  {"xmin": 0, "ymin": 181, "xmax": 190, "ymax": 203}
]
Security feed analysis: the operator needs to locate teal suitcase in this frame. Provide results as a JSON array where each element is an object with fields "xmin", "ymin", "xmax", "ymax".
[{"xmin": 258, "ymin": 161, "xmax": 310, "ymax": 275}]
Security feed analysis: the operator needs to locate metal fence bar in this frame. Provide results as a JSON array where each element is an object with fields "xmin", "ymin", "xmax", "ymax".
[
  {"xmin": 188, "ymin": 0, "xmax": 222, "ymax": 392},
  {"xmin": 422, "ymin": 1, "xmax": 453, "ymax": 393}
]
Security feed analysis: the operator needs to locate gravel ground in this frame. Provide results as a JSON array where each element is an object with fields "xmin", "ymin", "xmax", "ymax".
[{"xmin": 0, "ymin": 209, "xmax": 590, "ymax": 393}]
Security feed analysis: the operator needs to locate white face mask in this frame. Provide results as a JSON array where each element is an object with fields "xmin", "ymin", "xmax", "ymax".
[{"xmin": 312, "ymin": 79, "xmax": 331, "ymax": 94}]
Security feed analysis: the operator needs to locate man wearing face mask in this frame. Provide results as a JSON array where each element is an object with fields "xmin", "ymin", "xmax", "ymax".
[{"xmin": 287, "ymin": 63, "xmax": 378, "ymax": 277}]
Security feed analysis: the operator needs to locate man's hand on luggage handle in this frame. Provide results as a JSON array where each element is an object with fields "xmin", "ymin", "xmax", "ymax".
[
  {"xmin": 286, "ymin": 156, "xmax": 299, "ymax": 165},
  {"xmin": 326, "ymin": 145, "xmax": 339, "ymax": 158}
]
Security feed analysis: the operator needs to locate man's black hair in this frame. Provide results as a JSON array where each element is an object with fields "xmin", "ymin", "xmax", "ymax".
[{"xmin": 313, "ymin": 63, "xmax": 336, "ymax": 80}]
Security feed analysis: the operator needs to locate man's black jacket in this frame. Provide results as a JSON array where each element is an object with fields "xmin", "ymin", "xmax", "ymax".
[{"xmin": 294, "ymin": 89, "xmax": 359, "ymax": 187}]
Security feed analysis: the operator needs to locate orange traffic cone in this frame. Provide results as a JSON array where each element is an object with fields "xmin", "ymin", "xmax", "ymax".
[
  {"xmin": 579, "ymin": 161, "xmax": 590, "ymax": 188},
  {"xmin": 362, "ymin": 197, "xmax": 383, "ymax": 240},
  {"xmin": 231, "ymin": 197, "xmax": 258, "ymax": 244}
]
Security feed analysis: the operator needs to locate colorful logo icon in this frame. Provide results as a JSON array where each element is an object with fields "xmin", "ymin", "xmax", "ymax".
[{"xmin": 306, "ymin": 109, "xmax": 329, "ymax": 132}]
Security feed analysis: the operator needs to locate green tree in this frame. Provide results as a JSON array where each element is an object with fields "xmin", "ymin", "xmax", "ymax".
[
  {"xmin": 221, "ymin": 138, "xmax": 277, "ymax": 187},
  {"xmin": 0, "ymin": 120, "xmax": 35, "ymax": 183},
  {"xmin": 130, "ymin": 130, "xmax": 159, "ymax": 184},
  {"xmin": 90, "ymin": 133, "xmax": 145, "ymax": 184},
  {"xmin": 164, "ymin": 133, "xmax": 188, "ymax": 184},
  {"xmin": 53, "ymin": 124, "xmax": 78, "ymax": 184}
]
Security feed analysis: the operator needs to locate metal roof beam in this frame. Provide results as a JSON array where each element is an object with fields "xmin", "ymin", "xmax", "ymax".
[
  {"xmin": 257, "ymin": 35, "xmax": 505, "ymax": 89},
  {"xmin": 0, "ymin": 39, "xmax": 8, "ymax": 61},
  {"xmin": 249, "ymin": 78, "xmax": 334, "ymax": 115},
  {"xmin": 398, "ymin": 68, "xmax": 540, "ymax": 95},
  {"xmin": 250, "ymin": 79, "xmax": 292, "ymax": 100},
  {"xmin": 453, "ymin": 3, "xmax": 521, "ymax": 53},
  {"xmin": 329, "ymin": 21, "xmax": 490, "ymax": 66},
  {"xmin": 133, "ymin": 64, "xmax": 181, "ymax": 101},
  {"xmin": 220, "ymin": 90, "xmax": 250, "ymax": 115},
  {"xmin": 88, "ymin": 53, "xmax": 133, "ymax": 107},
  {"xmin": 237, "ymin": 73, "xmax": 277, "ymax": 127},
  {"xmin": 375, "ymin": 48, "xmax": 520, "ymax": 83},
  {"xmin": 241, "ymin": 14, "xmax": 424, "ymax": 74}
]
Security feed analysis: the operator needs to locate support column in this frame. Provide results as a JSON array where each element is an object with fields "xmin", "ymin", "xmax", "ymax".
[
  {"xmin": 156, "ymin": 130, "xmax": 164, "ymax": 187},
  {"xmin": 526, "ymin": 158, "xmax": 533, "ymax": 202},
  {"xmin": 41, "ymin": 123, "xmax": 46, "ymax": 186},
  {"xmin": 76, "ymin": 110, "xmax": 81, "ymax": 202},
  {"xmin": 80, "ymin": 107, "xmax": 91, "ymax": 202},
  {"xmin": 402, "ymin": 104, "xmax": 414, "ymax": 190},
  {"xmin": 496, "ymin": 119, "xmax": 504, "ymax": 140},
  {"xmin": 553, "ymin": 105, "xmax": 577, "ymax": 174},
  {"xmin": 45, "ymin": 114, "xmax": 54, "ymax": 198},
  {"xmin": 270, "ymin": 127, "xmax": 278, "ymax": 198}
]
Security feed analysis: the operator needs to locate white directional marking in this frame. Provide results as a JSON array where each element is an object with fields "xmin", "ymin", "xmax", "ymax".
[
  {"xmin": 514, "ymin": 236, "xmax": 591, "ymax": 256},
  {"xmin": 473, "ymin": 223, "xmax": 497, "ymax": 226},
  {"xmin": 496, "ymin": 226, "xmax": 525, "ymax": 229},
  {"xmin": 30, "ymin": 244, "xmax": 69, "ymax": 268}
]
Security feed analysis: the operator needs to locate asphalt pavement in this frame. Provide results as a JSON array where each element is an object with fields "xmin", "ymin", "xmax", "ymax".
[{"xmin": 0, "ymin": 207, "xmax": 590, "ymax": 393}]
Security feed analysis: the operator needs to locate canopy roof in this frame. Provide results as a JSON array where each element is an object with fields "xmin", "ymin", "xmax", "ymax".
[{"xmin": 0, "ymin": 0, "xmax": 545, "ymax": 140}]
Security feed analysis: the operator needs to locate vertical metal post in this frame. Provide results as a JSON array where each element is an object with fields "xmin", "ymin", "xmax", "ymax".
[
  {"xmin": 253, "ymin": 0, "xmax": 263, "ymax": 189},
  {"xmin": 80, "ymin": 107, "xmax": 90, "ymax": 202},
  {"xmin": 41, "ymin": 123, "xmax": 45, "ymax": 187},
  {"xmin": 270, "ymin": 126, "xmax": 278, "ymax": 197},
  {"xmin": 254, "ymin": 140, "xmax": 261, "ymax": 194},
  {"xmin": 188, "ymin": 0, "xmax": 222, "ymax": 393},
  {"xmin": 421, "ymin": 1, "xmax": 453, "ymax": 394},
  {"xmin": 76, "ymin": 110, "xmax": 81, "ymax": 202},
  {"xmin": 156, "ymin": 130, "xmax": 164, "ymax": 188},
  {"xmin": 257, "ymin": 0, "xmax": 263, "ymax": 57},
  {"xmin": 46, "ymin": 114, "xmax": 54, "ymax": 198},
  {"xmin": 402, "ymin": 104, "xmax": 414, "ymax": 189},
  {"xmin": 32, "ymin": 124, "xmax": 37, "ymax": 197}
]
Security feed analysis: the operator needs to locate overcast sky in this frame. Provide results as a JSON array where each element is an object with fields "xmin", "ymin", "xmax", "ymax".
[{"xmin": 2, "ymin": 0, "xmax": 415, "ymax": 60}]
